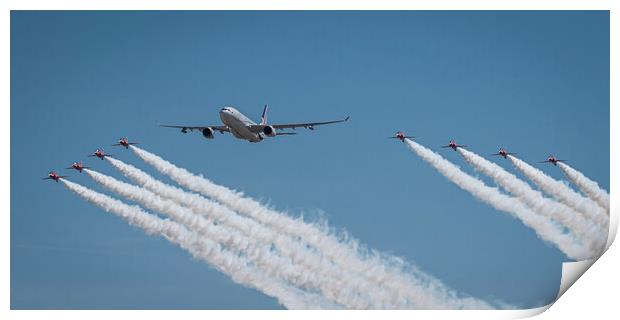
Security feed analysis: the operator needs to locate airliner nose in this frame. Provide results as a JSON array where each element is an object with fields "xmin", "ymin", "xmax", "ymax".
[{"xmin": 219, "ymin": 108, "xmax": 228, "ymax": 122}]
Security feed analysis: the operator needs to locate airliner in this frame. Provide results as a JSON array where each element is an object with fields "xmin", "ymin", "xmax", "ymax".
[{"xmin": 160, "ymin": 105, "xmax": 349, "ymax": 143}]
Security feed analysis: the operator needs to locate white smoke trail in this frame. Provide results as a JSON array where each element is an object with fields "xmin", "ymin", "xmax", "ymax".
[
  {"xmin": 84, "ymin": 168, "xmax": 375, "ymax": 309},
  {"xmin": 104, "ymin": 157, "xmax": 401, "ymax": 308},
  {"xmin": 558, "ymin": 162, "xmax": 610, "ymax": 213},
  {"xmin": 60, "ymin": 179, "xmax": 334, "ymax": 309},
  {"xmin": 458, "ymin": 148, "xmax": 605, "ymax": 256},
  {"xmin": 404, "ymin": 140, "xmax": 589, "ymax": 260},
  {"xmin": 508, "ymin": 156, "xmax": 609, "ymax": 229},
  {"xmin": 129, "ymin": 145, "xmax": 493, "ymax": 309}
]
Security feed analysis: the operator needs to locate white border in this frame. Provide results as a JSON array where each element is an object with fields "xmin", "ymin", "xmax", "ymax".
[
  {"xmin": 3, "ymin": 1, "xmax": 617, "ymax": 319},
  {"xmin": 0, "ymin": 0, "xmax": 615, "ymax": 10}
]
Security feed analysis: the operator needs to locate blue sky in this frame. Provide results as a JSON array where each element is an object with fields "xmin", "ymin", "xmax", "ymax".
[{"xmin": 11, "ymin": 11, "xmax": 609, "ymax": 309}]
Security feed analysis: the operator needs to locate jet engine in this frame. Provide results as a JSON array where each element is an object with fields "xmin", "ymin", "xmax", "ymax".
[
  {"xmin": 263, "ymin": 125, "xmax": 276, "ymax": 137},
  {"xmin": 202, "ymin": 127, "xmax": 215, "ymax": 139}
]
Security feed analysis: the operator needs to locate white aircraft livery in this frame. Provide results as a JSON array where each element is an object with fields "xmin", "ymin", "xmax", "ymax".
[{"xmin": 161, "ymin": 105, "xmax": 349, "ymax": 143}]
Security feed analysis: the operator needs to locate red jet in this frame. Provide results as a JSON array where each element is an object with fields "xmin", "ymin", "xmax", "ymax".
[
  {"xmin": 66, "ymin": 161, "xmax": 89, "ymax": 173},
  {"xmin": 540, "ymin": 155, "xmax": 566, "ymax": 166},
  {"xmin": 42, "ymin": 171, "xmax": 68, "ymax": 182},
  {"xmin": 441, "ymin": 139, "xmax": 467, "ymax": 151},
  {"xmin": 88, "ymin": 148, "xmax": 113, "ymax": 160},
  {"xmin": 112, "ymin": 137, "xmax": 139, "ymax": 149},
  {"xmin": 388, "ymin": 131, "xmax": 415, "ymax": 142},
  {"xmin": 491, "ymin": 148, "xmax": 517, "ymax": 159}
]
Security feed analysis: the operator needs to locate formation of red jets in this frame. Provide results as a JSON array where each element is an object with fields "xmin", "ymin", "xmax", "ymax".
[
  {"xmin": 42, "ymin": 138, "xmax": 138, "ymax": 182},
  {"xmin": 388, "ymin": 131, "xmax": 565, "ymax": 165},
  {"xmin": 43, "ymin": 135, "xmax": 566, "ymax": 182}
]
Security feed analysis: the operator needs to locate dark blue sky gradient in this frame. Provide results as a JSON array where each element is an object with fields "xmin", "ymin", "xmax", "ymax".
[{"xmin": 11, "ymin": 11, "xmax": 609, "ymax": 309}]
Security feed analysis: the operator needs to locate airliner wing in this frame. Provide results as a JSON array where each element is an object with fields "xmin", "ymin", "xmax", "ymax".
[
  {"xmin": 248, "ymin": 116, "xmax": 349, "ymax": 132},
  {"xmin": 160, "ymin": 124, "xmax": 230, "ymax": 133}
]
